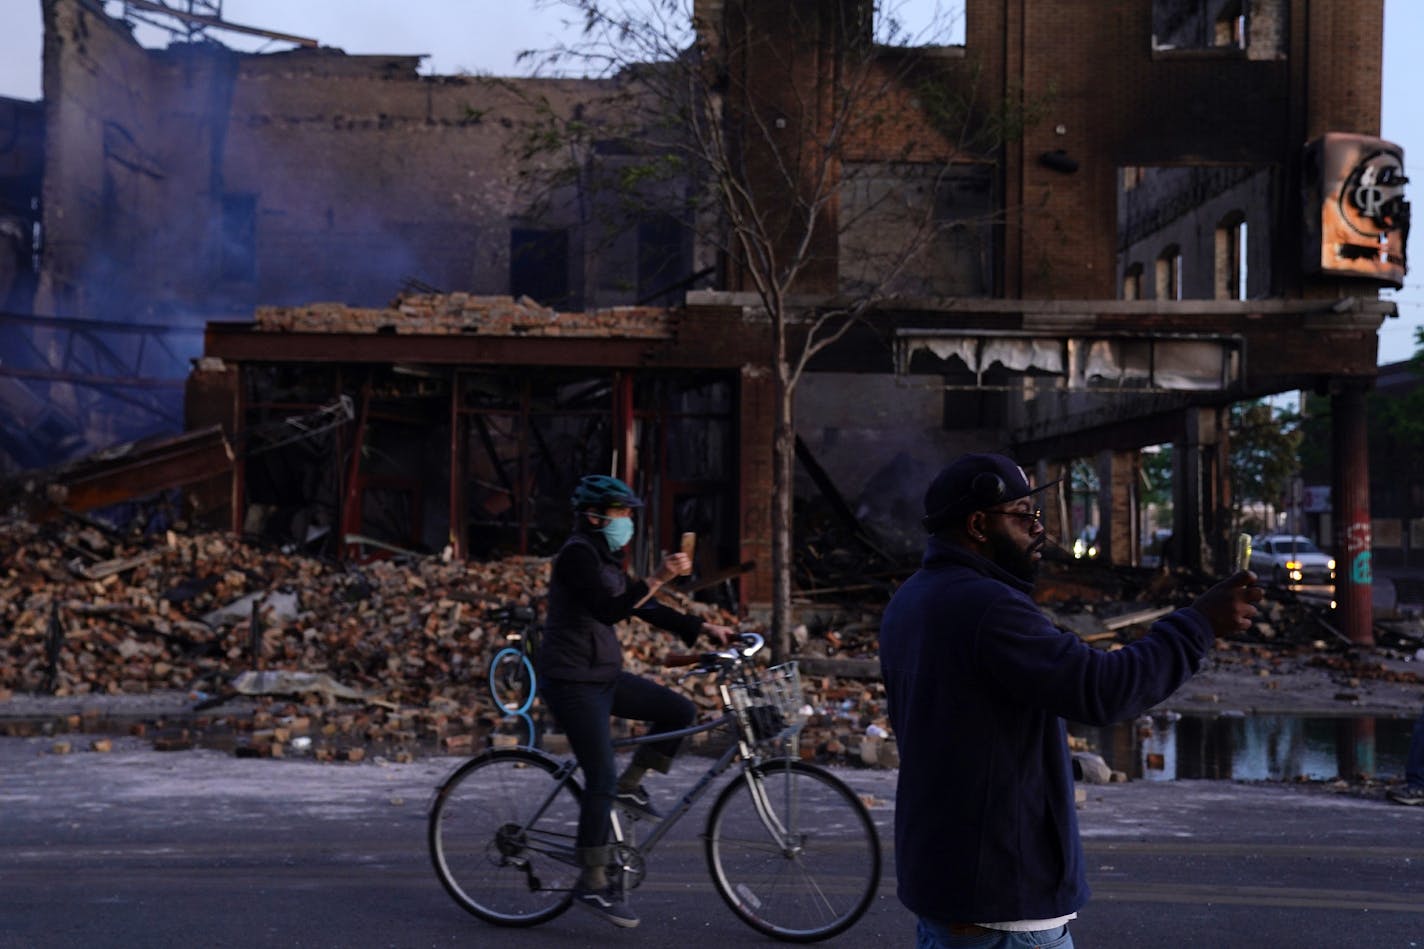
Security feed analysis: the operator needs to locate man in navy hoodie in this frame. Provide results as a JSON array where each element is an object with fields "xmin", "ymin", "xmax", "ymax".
[{"xmin": 879, "ymin": 453, "xmax": 1261, "ymax": 949}]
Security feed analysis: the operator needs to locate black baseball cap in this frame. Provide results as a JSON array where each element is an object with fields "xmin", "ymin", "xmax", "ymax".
[{"xmin": 922, "ymin": 452, "xmax": 1060, "ymax": 532}]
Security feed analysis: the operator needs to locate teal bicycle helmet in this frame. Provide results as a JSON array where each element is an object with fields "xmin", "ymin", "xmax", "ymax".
[{"xmin": 570, "ymin": 474, "xmax": 644, "ymax": 510}]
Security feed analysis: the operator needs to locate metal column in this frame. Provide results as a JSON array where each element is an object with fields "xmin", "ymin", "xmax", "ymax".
[
  {"xmin": 1332, "ymin": 383, "xmax": 1374, "ymax": 645},
  {"xmin": 1173, "ymin": 408, "xmax": 1220, "ymax": 574}
]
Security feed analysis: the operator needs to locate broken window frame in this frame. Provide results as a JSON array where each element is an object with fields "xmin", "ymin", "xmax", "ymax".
[
  {"xmin": 1122, "ymin": 262, "xmax": 1144, "ymax": 300},
  {"xmin": 1151, "ymin": 0, "xmax": 1288, "ymax": 61},
  {"xmin": 1118, "ymin": 165, "xmax": 1275, "ymax": 304},
  {"xmin": 1156, "ymin": 246, "xmax": 1183, "ymax": 301},
  {"xmin": 509, "ymin": 227, "xmax": 573, "ymax": 309},
  {"xmin": 894, "ymin": 329, "xmax": 1244, "ymax": 393},
  {"xmin": 636, "ymin": 213, "xmax": 687, "ymax": 306},
  {"xmin": 449, "ymin": 366, "xmax": 738, "ymax": 584},
  {"xmin": 1214, "ymin": 212, "xmax": 1248, "ymax": 301}
]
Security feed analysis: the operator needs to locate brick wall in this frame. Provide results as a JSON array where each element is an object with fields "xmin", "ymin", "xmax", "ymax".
[
  {"xmin": 946, "ymin": 0, "xmax": 1382, "ymax": 301},
  {"xmin": 40, "ymin": 0, "xmax": 689, "ymax": 324},
  {"xmin": 38, "ymin": 0, "xmax": 195, "ymax": 320}
]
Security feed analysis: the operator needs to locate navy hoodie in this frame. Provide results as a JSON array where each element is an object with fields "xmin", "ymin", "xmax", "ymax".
[{"xmin": 878, "ymin": 536, "xmax": 1214, "ymax": 923}]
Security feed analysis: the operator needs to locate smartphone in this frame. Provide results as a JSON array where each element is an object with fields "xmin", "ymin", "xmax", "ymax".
[
  {"xmin": 1234, "ymin": 533, "xmax": 1252, "ymax": 573},
  {"xmin": 679, "ymin": 532, "xmax": 696, "ymax": 575}
]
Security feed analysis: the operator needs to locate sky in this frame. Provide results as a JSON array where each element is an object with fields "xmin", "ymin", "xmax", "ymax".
[{"xmin": 0, "ymin": 0, "xmax": 1419, "ymax": 364}]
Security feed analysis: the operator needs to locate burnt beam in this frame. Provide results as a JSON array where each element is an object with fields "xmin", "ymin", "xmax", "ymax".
[
  {"xmin": 203, "ymin": 327, "xmax": 765, "ymax": 369},
  {"xmin": 55, "ymin": 425, "xmax": 234, "ymax": 513}
]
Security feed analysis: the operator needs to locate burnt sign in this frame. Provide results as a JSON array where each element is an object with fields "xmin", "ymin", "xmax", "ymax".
[{"xmin": 1303, "ymin": 133, "xmax": 1409, "ymax": 286}]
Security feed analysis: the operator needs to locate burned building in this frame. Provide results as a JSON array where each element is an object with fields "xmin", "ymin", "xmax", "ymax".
[{"xmin": 4, "ymin": 0, "xmax": 1409, "ymax": 639}]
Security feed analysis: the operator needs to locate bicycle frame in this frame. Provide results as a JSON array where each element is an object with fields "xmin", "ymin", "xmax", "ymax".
[
  {"xmin": 492, "ymin": 707, "xmax": 796, "ymax": 869},
  {"xmin": 610, "ymin": 714, "xmax": 749, "ymax": 856}
]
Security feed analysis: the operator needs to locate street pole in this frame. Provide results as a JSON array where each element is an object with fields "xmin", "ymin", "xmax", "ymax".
[{"xmin": 1331, "ymin": 384, "xmax": 1373, "ymax": 645}]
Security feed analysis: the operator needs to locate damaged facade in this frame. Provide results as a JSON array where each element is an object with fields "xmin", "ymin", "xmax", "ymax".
[
  {"xmin": 0, "ymin": 0, "xmax": 1409, "ymax": 637},
  {"xmin": 195, "ymin": 294, "xmax": 774, "ymax": 602}
]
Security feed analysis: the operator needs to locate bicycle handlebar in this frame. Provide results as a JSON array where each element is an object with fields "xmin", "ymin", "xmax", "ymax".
[{"xmin": 663, "ymin": 631, "xmax": 764, "ymax": 673}]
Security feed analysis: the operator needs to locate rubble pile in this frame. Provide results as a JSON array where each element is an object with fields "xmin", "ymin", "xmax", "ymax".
[
  {"xmin": 1032, "ymin": 560, "xmax": 1424, "ymax": 705},
  {"xmin": 5, "ymin": 513, "xmax": 1417, "ymax": 768},
  {"xmin": 1038, "ymin": 559, "xmax": 1321, "ymax": 647},
  {"xmin": 256, "ymin": 294, "xmax": 674, "ymax": 338},
  {"xmin": 0, "ymin": 516, "xmax": 531, "ymax": 701},
  {"xmin": 0, "ymin": 515, "xmax": 896, "ymax": 764}
]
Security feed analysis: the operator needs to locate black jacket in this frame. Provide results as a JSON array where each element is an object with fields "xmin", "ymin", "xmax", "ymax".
[
  {"xmin": 878, "ymin": 536, "xmax": 1214, "ymax": 923},
  {"xmin": 537, "ymin": 528, "xmax": 705, "ymax": 683}
]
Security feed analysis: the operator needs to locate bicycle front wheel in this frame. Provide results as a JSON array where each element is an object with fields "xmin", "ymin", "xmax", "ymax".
[
  {"xmin": 705, "ymin": 758, "xmax": 881, "ymax": 942},
  {"xmin": 428, "ymin": 748, "xmax": 581, "ymax": 926},
  {"xmin": 488, "ymin": 647, "xmax": 536, "ymax": 714}
]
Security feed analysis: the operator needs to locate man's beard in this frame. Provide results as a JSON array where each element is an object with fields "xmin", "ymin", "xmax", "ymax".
[{"xmin": 987, "ymin": 529, "xmax": 1043, "ymax": 583}]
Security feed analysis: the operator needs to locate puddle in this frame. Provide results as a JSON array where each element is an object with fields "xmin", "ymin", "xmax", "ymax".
[{"xmin": 1072, "ymin": 713, "xmax": 1417, "ymax": 782}]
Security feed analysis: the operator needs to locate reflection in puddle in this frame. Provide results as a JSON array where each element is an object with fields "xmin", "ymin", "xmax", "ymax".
[{"xmin": 1071, "ymin": 714, "xmax": 1415, "ymax": 782}]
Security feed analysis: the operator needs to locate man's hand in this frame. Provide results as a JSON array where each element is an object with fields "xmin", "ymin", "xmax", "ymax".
[
  {"xmin": 1190, "ymin": 570, "xmax": 1264, "ymax": 637},
  {"xmin": 702, "ymin": 623, "xmax": 736, "ymax": 647}
]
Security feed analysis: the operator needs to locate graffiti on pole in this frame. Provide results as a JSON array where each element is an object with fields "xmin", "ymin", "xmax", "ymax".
[{"xmin": 1344, "ymin": 521, "xmax": 1372, "ymax": 585}]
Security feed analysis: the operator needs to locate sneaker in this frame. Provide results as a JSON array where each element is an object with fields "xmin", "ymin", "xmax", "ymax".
[
  {"xmin": 616, "ymin": 784, "xmax": 662, "ymax": 820},
  {"xmin": 571, "ymin": 882, "xmax": 640, "ymax": 928},
  {"xmin": 1387, "ymin": 784, "xmax": 1424, "ymax": 806}
]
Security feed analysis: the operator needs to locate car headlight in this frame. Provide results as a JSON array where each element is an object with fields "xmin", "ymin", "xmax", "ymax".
[
  {"xmin": 1285, "ymin": 560, "xmax": 1301, "ymax": 570},
  {"xmin": 1327, "ymin": 558, "xmax": 1336, "ymax": 570}
]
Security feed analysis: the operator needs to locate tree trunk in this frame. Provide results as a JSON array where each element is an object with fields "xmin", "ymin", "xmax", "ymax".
[{"xmin": 771, "ymin": 363, "xmax": 796, "ymax": 660}]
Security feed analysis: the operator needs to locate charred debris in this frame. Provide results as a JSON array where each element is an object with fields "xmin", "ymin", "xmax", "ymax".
[{"xmin": 2, "ymin": 463, "xmax": 1421, "ymax": 767}]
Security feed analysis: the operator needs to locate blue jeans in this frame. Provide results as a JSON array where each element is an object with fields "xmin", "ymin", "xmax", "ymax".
[
  {"xmin": 1408, "ymin": 704, "xmax": 1424, "ymax": 788},
  {"xmin": 916, "ymin": 920, "xmax": 1074, "ymax": 949},
  {"xmin": 539, "ymin": 672, "xmax": 695, "ymax": 849}
]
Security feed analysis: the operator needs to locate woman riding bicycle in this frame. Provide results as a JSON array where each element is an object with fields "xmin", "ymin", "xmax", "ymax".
[{"xmin": 537, "ymin": 473, "xmax": 734, "ymax": 929}]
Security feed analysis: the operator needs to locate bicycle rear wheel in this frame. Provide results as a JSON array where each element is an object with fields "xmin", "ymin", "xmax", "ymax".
[
  {"xmin": 488, "ymin": 647, "xmax": 536, "ymax": 714},
  {"xmin": 428, "ymin": 747, "xmax": 581, "ymax": 926},
  {"xmin": 705, "ymin": 758, "xmax": 881, "ymax": 942}
]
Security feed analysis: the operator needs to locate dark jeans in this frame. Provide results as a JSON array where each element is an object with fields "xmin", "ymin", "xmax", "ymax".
[
  {"xmin": 917, "ymin": 920, "xmax": 1073, "ymax": 949},
  {"xmin": 540, "ymin": 672, "xmax": 696, "ymax": 849}
]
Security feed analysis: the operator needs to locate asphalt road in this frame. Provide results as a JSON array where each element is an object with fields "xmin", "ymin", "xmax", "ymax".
[{"xmin": 2, "ymin": 737, "xmax": 1422, "ymax": 949}]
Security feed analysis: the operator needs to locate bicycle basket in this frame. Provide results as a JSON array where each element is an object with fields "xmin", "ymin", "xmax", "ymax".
[{"xmin": 736, "ymin": 661, "xmax": 805, "ymax": 743}]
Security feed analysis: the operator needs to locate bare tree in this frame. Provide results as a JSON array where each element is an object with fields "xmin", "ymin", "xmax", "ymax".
[{"xmin": 512, "ymin": 0, "xmax": 1044, "ymax": 655}]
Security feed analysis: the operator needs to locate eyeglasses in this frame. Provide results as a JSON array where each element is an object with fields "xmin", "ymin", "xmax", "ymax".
[{"xmin": 986, "ymin": 508, "xmax": 1042, "ymax": 524}]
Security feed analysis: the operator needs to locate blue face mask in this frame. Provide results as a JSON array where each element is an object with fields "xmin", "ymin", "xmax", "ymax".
[{"xmin": 597, "ymin": 515, "xmax": 635, "ymax": 552}]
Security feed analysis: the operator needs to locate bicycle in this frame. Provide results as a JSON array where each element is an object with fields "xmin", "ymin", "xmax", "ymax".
[
  {"xmin": 485, "ymin": 603, "xmax": 540, "ymax": 748},
  {"xmin": 428, "ymin": 632, "xmax": 882, "ymax": 942}
]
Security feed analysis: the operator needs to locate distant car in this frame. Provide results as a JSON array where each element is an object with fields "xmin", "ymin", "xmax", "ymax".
[
  {"xmin": 1248, "ymin": 534, "xmax": 1336, "ymax": 587},
  {"xmin": 1072, "ymin": 525, "xmax": 1099, "ymax": 559}
]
